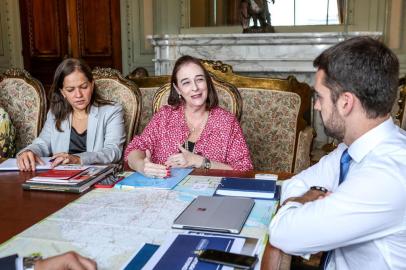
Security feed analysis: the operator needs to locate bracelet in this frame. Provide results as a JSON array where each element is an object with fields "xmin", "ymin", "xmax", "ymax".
[{"xmin": 310, "ymin": 186, "xmax": 328, "ymax": 193}]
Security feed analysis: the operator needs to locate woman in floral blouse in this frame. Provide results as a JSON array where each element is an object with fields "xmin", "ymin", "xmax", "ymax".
[{"xmin": 125, "ymin": 55, "xmax": 253, "ymax": 178}]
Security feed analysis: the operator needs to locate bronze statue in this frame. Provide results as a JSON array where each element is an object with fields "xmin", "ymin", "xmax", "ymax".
[{"xmin": 240, "ymin": 0, "xmax": 275, "ymax": 33}]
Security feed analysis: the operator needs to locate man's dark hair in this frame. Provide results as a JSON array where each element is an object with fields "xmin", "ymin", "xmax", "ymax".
[
  {"xmin": 313, "ymin": 36, "xmax": 399, "ymax": 118},
  {"xmin": 168, "ymin": 55, "xmax": 218, "ymax": 109}
]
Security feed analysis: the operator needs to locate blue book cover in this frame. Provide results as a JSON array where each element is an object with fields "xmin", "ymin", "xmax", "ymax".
[
  {"xmin": 114, "ymin": 168, "xmax": 193, "ymax": 190},
  {"xmin": 153, "ymin": 234, "xmax": 234, "ymax": 270},
  {"xmin": 123, "ymin": 243, "xmax": 159, "ymax": 270},
  {"xmin": 215, "ymin": 177, "xmax": 276, "ymax": 199}
]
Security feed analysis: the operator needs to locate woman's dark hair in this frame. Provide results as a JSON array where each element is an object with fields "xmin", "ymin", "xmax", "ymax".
[
  {"xmin": 167, "ymin": 55, "xmax": 218, "ymax": 109},
  {"xmin": 50, "ymin": 58, "xmax": 112, "ymax": 131}
]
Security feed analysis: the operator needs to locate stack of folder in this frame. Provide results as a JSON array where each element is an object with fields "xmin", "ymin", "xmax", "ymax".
[{"xmin": 22, "ymin": 165, "xmax": 116, "ymax": 193}]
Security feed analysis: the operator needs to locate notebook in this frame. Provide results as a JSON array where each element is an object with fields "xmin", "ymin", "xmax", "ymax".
[
  {"xmin": 172, "ymin": 196, "xmax": 255, "ymax": 234},
  {"xmin": 215, "ymin": 177, "xmax": 277, "ymax": 199}
]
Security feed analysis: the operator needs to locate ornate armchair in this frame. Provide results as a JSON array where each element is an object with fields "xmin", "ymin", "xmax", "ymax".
[
  {"xmin": 392, "ymin": 76, "xmax": 406, "ymax": 129},
  {"xmin": 127, "ymin": 75, "xmax": 170, "ymax": 133},
  {"xmin": 93, "ymin": 68, "xmax": 142, "ymax": 147},
  {"xmin": 202, "ymin": 60, "xmax": 313, "ymax": 173},
  {"xmin": 0, "ymin": 69, "xmax": 47, "ymax": 152}
]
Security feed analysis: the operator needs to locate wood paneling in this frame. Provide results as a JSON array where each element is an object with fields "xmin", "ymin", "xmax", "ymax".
[
  {"xmin": 19, "ymin": 0, "xmax": 121, "ymax": 93},
  {"xmin": 20, "ymin": 0, "xmax": 68, "ymax": 89}
]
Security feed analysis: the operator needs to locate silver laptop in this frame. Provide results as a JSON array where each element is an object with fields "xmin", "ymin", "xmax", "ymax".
[{"xmin": 172, "ymin": 196, "xmax": 255, "ymax": 234}]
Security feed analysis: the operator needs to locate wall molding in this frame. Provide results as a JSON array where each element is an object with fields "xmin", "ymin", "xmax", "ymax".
[{"xmin": 0, "ymin": 0, "xmax": 23, "ymax": 72}]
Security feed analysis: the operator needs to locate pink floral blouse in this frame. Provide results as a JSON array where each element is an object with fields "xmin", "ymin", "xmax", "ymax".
[{"xmin": 124, "ymin": 105, "xmax": 253, "ymax": 171}]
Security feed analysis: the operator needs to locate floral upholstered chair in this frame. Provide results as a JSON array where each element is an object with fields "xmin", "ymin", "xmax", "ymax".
[
  {"xmin": 202, "ymin": 60, "xmax": 313, "ymax": 173},
  {"xmin": 93, "ymin": 67, "xmax": 142, "ymax": 147},
  {"xmin": 152, "ymin": 75, "xmax": 242, "ymax": 120},
  {"xmin": 392, "ymin": 76, "xmax": 406, "ymax": 130},
  {"xmin": 0, "ymin": 69, "xmax": 47, "ymax": 152},
  {"xmin": 127, "ymin": 75, "xmax": 171, "ymax": 134},
  {"xmin": 0, "ymin": 107, "xmax": 16, "ymax": 158}
]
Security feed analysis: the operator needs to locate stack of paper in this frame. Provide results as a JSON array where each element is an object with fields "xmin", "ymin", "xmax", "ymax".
[{"xmin": 0, "ymin": 157, "xmax": 53, "ymax": 171}]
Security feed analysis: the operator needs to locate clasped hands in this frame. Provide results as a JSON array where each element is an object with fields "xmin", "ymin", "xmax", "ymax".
[
  {"xmin": 17, "ymin": 150, "xmax": 81, "ymax": 171},
  {"xmin": 142, "ymin": 145, "xmax": 203, "ymax": 178}
]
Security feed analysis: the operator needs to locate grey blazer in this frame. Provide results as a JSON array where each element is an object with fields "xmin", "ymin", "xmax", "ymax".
[{"xmin": 20, "ymin": 104, "xmax": 125, "ymax": 164}]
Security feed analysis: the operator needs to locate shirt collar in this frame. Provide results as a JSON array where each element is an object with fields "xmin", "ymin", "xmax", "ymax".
[{"xmin": 348, "ymin": 117, "xmax": 397, "ymax": 163}]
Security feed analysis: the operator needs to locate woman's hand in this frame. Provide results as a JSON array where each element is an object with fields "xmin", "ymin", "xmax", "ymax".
[
  {"xmin": 165, "ymin": 145, "xmax": 204, "ymax": 168},
  {"xmin": 17, "ymin": 150, "xmax": 45, "ymax": 171},
  {"xmin": 50, "ymin": 152, "xmax": 81, "ymax": 167},
  {"xmin": 142, "ymin": 150, "xmax": 170, "ymax": 178}
]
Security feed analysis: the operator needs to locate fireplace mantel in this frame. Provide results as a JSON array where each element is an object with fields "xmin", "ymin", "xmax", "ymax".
[{"xmin": 149, "ymin": 32, "xmax": 382, "ymax": 76}]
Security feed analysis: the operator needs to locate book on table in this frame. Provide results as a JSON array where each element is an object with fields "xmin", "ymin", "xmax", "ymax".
[
  {"xmin": 214, "ymin": 177, "xmax": 277, "ymax": 199},
  {"xmin": 141, "ymin": 232, "xmax": 246, "ymax": 270},
  {"xmin": 22, "ymin": 165, "xmax": 116, "ymax": 193}
]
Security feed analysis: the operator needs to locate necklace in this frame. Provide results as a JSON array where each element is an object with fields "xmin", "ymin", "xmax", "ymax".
[{"xmin": 185, "ymin": 111, "xmax": 209, "ymax": 134}]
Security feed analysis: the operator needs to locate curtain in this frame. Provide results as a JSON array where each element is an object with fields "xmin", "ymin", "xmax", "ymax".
[{"xmin": 337, "ymin": 0, "xmax": 346, "ymax": 24}]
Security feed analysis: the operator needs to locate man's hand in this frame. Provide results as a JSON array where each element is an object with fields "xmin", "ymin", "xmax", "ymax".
[
  {"xmin": 282, "ymin": 189, "xmax": 330, "ymax": 205},
  {"xmin": 34, "ymin": 251, "xmax": 97, "ymax": 270}
]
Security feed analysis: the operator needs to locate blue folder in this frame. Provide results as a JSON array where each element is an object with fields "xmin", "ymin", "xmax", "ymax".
[{"xmin": 115, "ymin": 168, "xmax": 193, "ymax": 190}]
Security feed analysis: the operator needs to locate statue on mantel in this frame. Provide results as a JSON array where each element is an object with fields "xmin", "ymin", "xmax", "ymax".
[{"xmin": 240, "ymin": 0, "xmax": 275, "ymax": 33}]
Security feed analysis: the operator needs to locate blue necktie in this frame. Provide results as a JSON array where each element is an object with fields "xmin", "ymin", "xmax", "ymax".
[
  {"xmin": 339, "ymin": 149, "xmax": 352, "ymax": 184},
  {"xmin": 322, "ymin": 149, "xmax": 352, "ymax": 269}
]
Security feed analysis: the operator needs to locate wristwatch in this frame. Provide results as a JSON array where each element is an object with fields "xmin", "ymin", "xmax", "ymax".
[
  {"xmin": 23, "ymin": 254, "xmax": 42, "ymax": 270},
  {"xmin": 310, "ymin": 186, "xmax": 328, "ymax": 193},
  {"xmin": 202, "ymin": 157, "xmax": 211, "ymax": 170}
]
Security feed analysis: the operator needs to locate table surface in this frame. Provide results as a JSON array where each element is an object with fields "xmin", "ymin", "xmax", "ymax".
[
  {"xmin": 0, "ymin": 168, "xmax": 292, "ymax": 244},
  {"xmin": 0, "ymin": 168, "xmax": 293, "ymax": 269}
]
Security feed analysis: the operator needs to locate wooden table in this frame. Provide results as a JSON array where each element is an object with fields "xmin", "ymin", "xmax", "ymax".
[
  {"xmin": 0, "ymin": 168, "xmax": 293, "ymax": 269},
  {"xmin": 0, "ymin": 170, "xmax": 80, "ymax": 244}
]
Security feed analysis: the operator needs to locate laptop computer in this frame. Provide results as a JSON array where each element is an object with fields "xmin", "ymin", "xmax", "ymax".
[{"xmin": 172, "ymin": 196, "xmax": 255, "ymax": 234}]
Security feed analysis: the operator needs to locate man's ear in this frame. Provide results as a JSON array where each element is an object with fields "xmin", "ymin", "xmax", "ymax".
[{"xmin": 339, "ymin": 92, "xmax": 355, "ymax": 116}]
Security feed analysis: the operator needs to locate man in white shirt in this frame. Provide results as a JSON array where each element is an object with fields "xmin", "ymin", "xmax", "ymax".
[{"xmin": 268, "ymin": 36, "xmax": 406, "ymax": 269}]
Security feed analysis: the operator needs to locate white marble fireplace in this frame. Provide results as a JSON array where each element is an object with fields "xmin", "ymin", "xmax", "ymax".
[{"xmin": 148, "ymin": 32, "xmax": 382, "ymax": 147}]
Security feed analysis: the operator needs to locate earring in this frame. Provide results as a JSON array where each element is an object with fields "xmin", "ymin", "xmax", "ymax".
[{"xmin": 178, "ymin": 94, "xmax": 182, "ymax": 99}]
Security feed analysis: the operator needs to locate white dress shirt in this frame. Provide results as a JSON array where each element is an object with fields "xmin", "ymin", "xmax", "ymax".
[{"xmin": 269, "ymin": 118, "xmax": 406, "ymax": 270}]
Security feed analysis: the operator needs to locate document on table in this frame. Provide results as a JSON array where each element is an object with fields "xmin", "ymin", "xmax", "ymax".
[
  {"xmin": 0, "ymin": 157, "xmax": 53, "ymax": 171},
  {"xmin": 115, "ymin": 168, "xmax": 193, "ymax": 190}
]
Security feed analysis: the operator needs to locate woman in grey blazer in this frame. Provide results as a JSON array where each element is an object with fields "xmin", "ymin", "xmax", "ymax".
[{"xmin": 17, "ymin": 58, "xmax": 125, "ymax": 171}]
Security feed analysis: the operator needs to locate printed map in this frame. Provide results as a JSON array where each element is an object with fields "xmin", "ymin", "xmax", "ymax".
[{"xmin": 0, "ymin": 175, "xmax": 277, "ymax": 269}]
